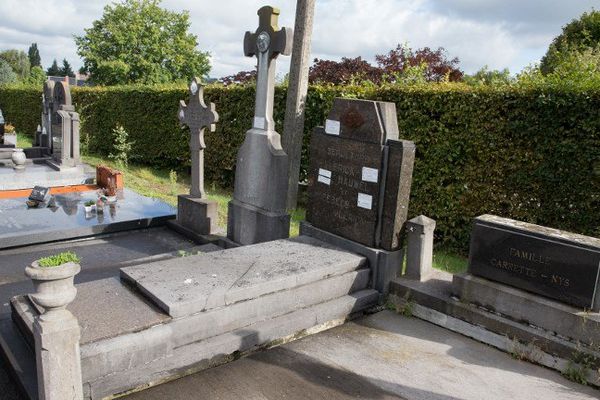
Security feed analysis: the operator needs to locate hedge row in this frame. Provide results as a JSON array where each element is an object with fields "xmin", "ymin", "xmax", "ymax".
[{"xmin": 0, "ymin": 83, "xmax": 598, "ymax": 251}]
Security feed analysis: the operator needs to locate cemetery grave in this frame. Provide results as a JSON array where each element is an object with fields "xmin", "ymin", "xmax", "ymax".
[{"xmin": 0, "ymin": 3, "xmax": 598, "ymax": 400}]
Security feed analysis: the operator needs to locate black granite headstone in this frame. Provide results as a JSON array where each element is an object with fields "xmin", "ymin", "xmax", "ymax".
[
  {"xmin": 468, "ymin": 215, "xmax": 600, "ymax": 309},
  {"xmin": 0, "ymin": 108, "xmax": 5, "ymax": 143},
  {"xmin": 306, "ymin": 98, "xmax": 415, "ymax": 250}
]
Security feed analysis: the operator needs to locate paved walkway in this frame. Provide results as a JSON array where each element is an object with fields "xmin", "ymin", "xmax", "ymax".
[{"xmin": 122, "ymin": 311, "xmax": 598, "ymax": 400}]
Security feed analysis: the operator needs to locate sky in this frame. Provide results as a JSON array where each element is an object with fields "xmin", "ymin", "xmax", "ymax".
[{"xmin": 0, "ymin": 0, "xmax": 598, "ymax": 79}]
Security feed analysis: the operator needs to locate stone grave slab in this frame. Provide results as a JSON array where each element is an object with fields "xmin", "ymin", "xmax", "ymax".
[
  {"xmin": 468, "ymin": 214, "xmax": 600, "ymax": 309},
  {"xmin": 12, "ymin": 278, "xmax": 170, "ymax": 347},
  {"xmin": 0, "ymin": 162, "xmax": 94, "ymax": 191},
  {"xmin": 0, "ymin": 188, "xmax": 175, "ymax": 249},
  {"xmin": 121, "ymin": 235, "xmax": 366, "ymax": 318}
]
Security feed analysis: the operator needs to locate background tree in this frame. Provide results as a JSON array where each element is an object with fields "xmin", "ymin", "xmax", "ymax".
[
  {"xmin": 28, "ymin": 43, "xmax": 41, "ymax": 67},
  {"xmin": 463, "ymin": 66, "xmax": 513, "ymax": 86},
  {"xmin": 26, "ymin": 66, "xmax": 47, "ymax": 85},
  {"xmin": 540, "ymin": 10, "xmax": 600, "ymax": 74},
  {"xmin": 47, "ymin": 59, "xmax": 61, "ymax": 76},
  {"xmin": 0, "ymin": 59, "xmax": 17, "ymax": 84},
  {"xmin": 309, "ymin": 57, "xmax": 382, "ymax": 84},
  {"xmin": 0, "ymin": 49, "xmax": 30, "ymax": 80},
  {"xmin": 375, "ymin": 44, "xmax": 463, "ymax": 82},
  {"xmin": 219, "ymin": 70, "xmax": 257, "ymax": 86},
  {"xmin": 60, "ymin": 59, "xmax": 75, "ymax": 77},
  {"xmin": 75, "ymin": 0, "xmax": 210, "ymax": 85}
]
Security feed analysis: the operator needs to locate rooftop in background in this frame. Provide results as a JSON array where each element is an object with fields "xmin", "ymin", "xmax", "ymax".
[{"xmin": 47, "ymin": 72, "xmax": 90, "ymax": 87}]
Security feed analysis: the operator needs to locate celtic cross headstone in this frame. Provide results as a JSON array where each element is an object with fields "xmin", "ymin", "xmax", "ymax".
[
  {"xmin": 178, "ymin": 77, "xmax": 218, "ymax": 198},
  {"xmin": 227, "ymin": 6, "xmax": 294, "ymax": 245}
]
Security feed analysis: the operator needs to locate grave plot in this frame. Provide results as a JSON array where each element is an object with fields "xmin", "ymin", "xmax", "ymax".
[{"xmin": 391, "ymin": 214, "xmax": 600, "ymax": 385}]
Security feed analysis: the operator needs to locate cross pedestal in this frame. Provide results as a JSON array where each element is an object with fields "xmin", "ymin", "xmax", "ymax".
[
  {"xmin": 227, "ymin": 6, "xmax": 294, "ymax": 245},
  {"xmin": 173, "ymin": 78, "xmax": 219, "ymax": 237}
]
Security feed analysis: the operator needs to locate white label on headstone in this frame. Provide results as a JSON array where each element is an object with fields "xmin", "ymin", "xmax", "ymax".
[
  {"xmin": 362, "ymin": 167, "xmax": 379, "ymax": 183},
  {"xmin": 318, "ymin": 168, "xmax": 332, "ymax": 185},
  {"xmin": 253, "ymin": 116, "xmax": 265, "ymax": 129},
  {"xmin": 325, "ymin": 119, "xmax": 340, "ymax": 135},
  {"xmin": 318, "ymin": 168, "xmax": 332, "ymax": 178},
  {"xmin": 318, "ymin": 175, "xmax": 331, "ymax": 185},
  {"xmin": 357, "ymin": 193, "xmax": 373, "ymax": 210}
]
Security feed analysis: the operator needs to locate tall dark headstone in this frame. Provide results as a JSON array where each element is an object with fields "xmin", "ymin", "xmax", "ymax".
[
  {"xmin": 47, "ymin": 82, "xmax": 80, "ymax": 170},
  {"xmin": 0, "ymin": 108, "xmax": 5, "ymax": 144},
  {"xmin": 227, "ymin": 6, "xmax": 293, "ymax": 245},
  {"xmin": 306, "ymin": 98, "xmax": 416, "ymax": 251}
]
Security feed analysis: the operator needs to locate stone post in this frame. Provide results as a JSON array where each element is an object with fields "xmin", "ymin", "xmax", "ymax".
[
  {"xmin": 405, "ymin": 215, "xmax": 436, "ymax": 281},
  {"xmin": 283, "ymin": 0, "xmax": 315, "ymax": 210},
  {"xmin": 26, "ymin": 260, "xmax": 83, "ymax": 400}
]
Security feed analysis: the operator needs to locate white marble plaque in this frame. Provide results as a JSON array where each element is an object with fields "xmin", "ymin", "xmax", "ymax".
[
  {"xmin": 325, "ymin": 119, "xmax": 340, "ymax": 135},
  {"xmin": 357, "ymin": 193, "xmax": 373, "ymax": 210},
  {"xmin": 318, "ymin": 168, "xmax": 332, "ymax": 185},
  {"xmin": 361, "ymin": 167, "xmax": 378, "ymax": 183},
  {"xmin": 318, "ymin": 168, "xmax": 332, "ymax": 178}
]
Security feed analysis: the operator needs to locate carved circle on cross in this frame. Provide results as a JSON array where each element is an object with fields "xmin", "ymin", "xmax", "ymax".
[
  {"xmin": 190, "ymin": 80, "xmax": 198, "ymax": 95},
  {"xmin": 257, "ymin": 31, "xmax": 270, "ymax": 53}
]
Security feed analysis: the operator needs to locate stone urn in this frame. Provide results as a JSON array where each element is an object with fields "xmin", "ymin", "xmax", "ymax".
[
  {"xmin": 25, "ymin": 261, "xmax": 80, "ymax": 313},
  {"xmin": 12, "ymin": 148, "xmax": 26, "ymax": 170}
]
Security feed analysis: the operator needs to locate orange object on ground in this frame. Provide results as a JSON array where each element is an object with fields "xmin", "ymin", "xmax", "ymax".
[
  {"xmin": 96, "ymin": 165, "xmax": 124, "ymax": 191},
  {"xmin": 0, "ymin": 185, "xmax": 98, "ymax": 199}
]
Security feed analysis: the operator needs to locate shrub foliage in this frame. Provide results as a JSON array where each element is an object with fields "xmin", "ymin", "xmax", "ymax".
[{"xmin": 0, "ymin": 82, "xmax": 598, "ymax": 251}]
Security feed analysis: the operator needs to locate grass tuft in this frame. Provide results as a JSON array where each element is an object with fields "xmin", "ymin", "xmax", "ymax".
[{"xmin": 38, "ymin": 252, "xmax": 80, "ymax": 268}]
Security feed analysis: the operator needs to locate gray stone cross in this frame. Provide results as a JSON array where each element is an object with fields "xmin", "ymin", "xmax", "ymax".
[
  {"xmin": 244, "ymin": 6, "xmax": 292, "ymax": 132},
  {"xmin": 178, "ymin": 77, "xmax": 218, "ymax": 198}
]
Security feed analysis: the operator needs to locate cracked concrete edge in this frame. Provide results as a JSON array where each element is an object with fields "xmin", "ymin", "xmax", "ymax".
[{"xmin": 388, "ymin": 294, "xmax": 600, "ymax": 387}]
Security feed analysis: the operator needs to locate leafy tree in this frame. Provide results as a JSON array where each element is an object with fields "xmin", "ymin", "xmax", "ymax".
[
  {"xmin": 47, "ymin": 59, "xmax": 61, "ymax": 76},
  {"xmin": 309, "ymin": 57, "xmax": 382, "ymax": 85},
  {"xmin": 219, "ymin": 70, "xmax": 257, "ymax": 85},
  {"xmin": 0, "ymin": 59, "xmax": 17, "ymax": 84},
  {"xmin": 519, "ymin": 48, "xmax": 600, "ymax": 87},
  {"xmin": 0, "ymin": 49, "xmax": 30, "ymax": 80},
  {"xmin": 75, "ymin": 0, "xmax": 210, "ymax": 85},
  {"xmin": 463, "ymin": 66, "xmax": 513, "ymax": 86},
  {"xmin": 25, "ymin": 66, "xmax": 47, "ymax": 85},
  {"xmin": 28, "ymin": 43, "xmax": 41, "ymax": 67},
  {"xmin": 60, "ymin": 59, "xmax": 75, "ymax": 77},
  {"xmin": 541, "ymin": 10, "xmax": 600, "ymax": 74},
  {"xmin": 376, "ymin": 44, "xmax": 463, "ymax": 82},
  {"xmin": 307, "ymin": 44, "xmax": 462, "ymax": 85}
]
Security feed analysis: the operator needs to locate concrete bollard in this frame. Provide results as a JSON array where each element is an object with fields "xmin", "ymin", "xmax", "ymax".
[
  {"xmin": 26, "ymin": 260, "xmax": 83, "ymax": 400},
  {"xmin": 405, "ymin": 215, "xmax": 436, "ymax": 281}
]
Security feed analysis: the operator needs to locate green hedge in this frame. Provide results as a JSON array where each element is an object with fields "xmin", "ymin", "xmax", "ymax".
[{"xmin": 1, "ymin": 82, "xmax": 598, "ymax": 251}]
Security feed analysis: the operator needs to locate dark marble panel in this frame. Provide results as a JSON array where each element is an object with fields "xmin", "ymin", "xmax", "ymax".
[
  {"xmin": 379, "ymin": 139, "xmax": 416, "ymax": 251},
  {"xmin": 306, "ymin": 128, "xmax": 383, "ymax": 247},
  {"xmin": 468, "ymin": 215, "xmax": 600, "ymax": 309}
]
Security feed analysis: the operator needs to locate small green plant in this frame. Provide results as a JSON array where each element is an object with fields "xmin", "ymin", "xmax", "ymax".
[
  {"xmin": 38, "ymin": 252, "xmax": 80, "ymax": 267},
  {"xmin": 108, "ymin": 124, "xmax": 134, "ymax": 167},
  {"xmin": 169, "ymin": 170, "xmax": 178, "ymax": 195},
  {"xmin": 84, "ymin": 200, "xmax": 95, "ymax": 207}
]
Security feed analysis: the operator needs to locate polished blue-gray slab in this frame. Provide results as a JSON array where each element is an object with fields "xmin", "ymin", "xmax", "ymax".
[
  {"xmin": 0, "ymin": 162, "xmax": 95, "ymax": 190},
  {"xmin": 0, "ymin": 188, "xmax": 175, "ymax": 249}
]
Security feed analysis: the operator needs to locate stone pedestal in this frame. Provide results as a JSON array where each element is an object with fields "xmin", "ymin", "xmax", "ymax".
[
  {"xmin": 228, "ymin": 199, "xmax": 290, "ymax": 245},
  {"xmin": 33, "ymin": 310, "xmax": 83, "ymax": 400},
  {"xmin": 177, "ymin": 195, "xmax": 218, "ymax": 235},
  {"xmin": 25, "ymin": 260, "xmax": 83, "ymax": 400},
  {"xmin": 227, "ymin": 129, "xmax": 290, "ymax": 245},
  {"xmin": 404, "ymin": 215, "xmax": 436, "ymax": 281}
]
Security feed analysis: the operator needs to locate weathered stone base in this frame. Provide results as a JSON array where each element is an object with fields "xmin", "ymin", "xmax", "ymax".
[
  {"xmin": 175, "ymin": 195, "xmax": 218, "ymax": 235},
  {"xmin": 1, "ymin": 236, "xmax": 378, "ymax": 399},
  {"xmin": 390, "ymin": 271, "xmax": 600, "ymax": 384},
  {"xmin": 300, "ymin": 222, "xmax": 403, "ymax": 295},
  {"xmin": 227, "ymin": 199, "xmax": 290, "ymax": 245}
]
